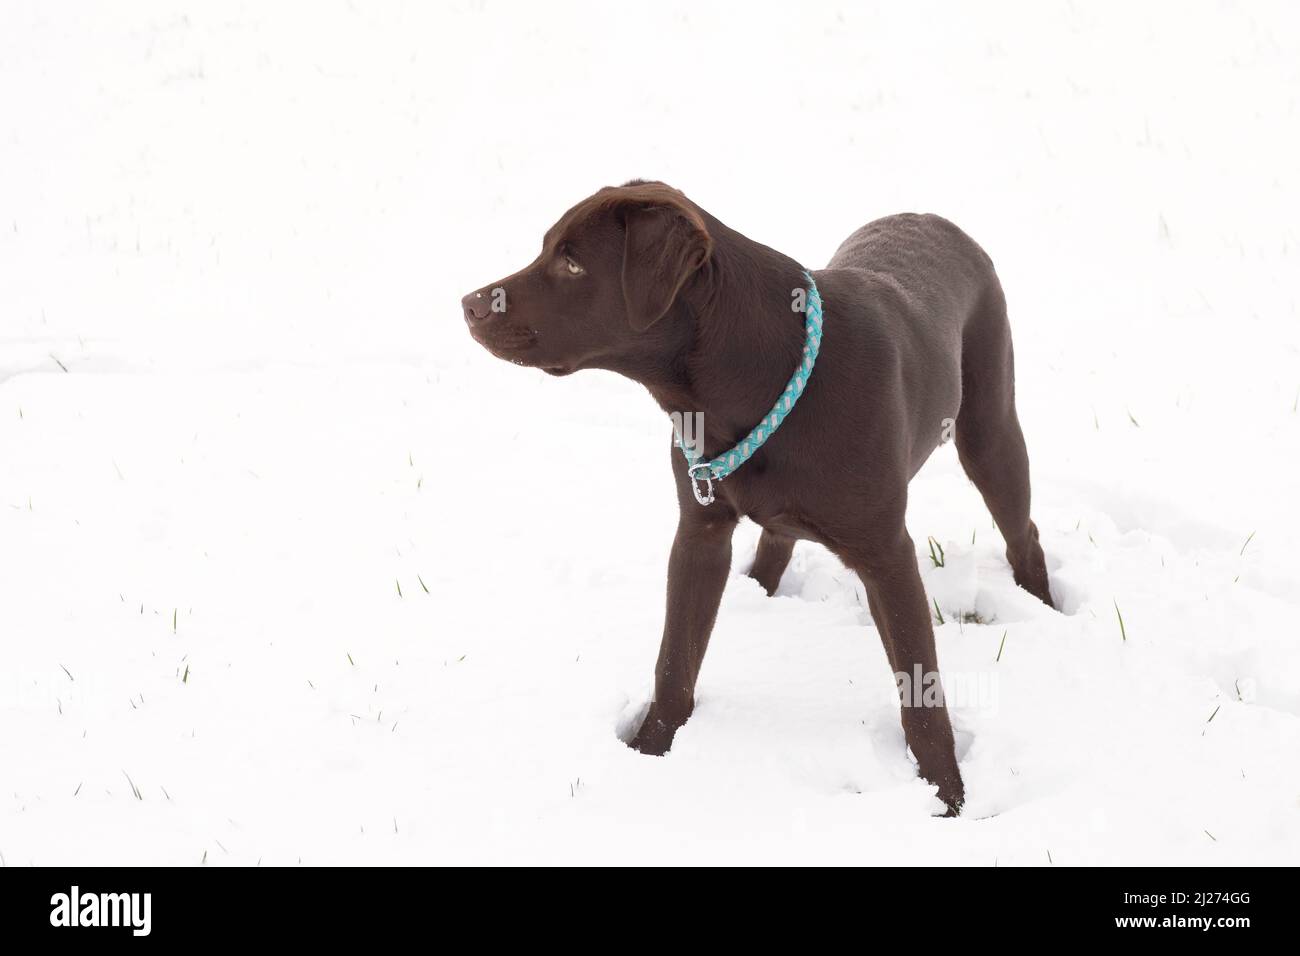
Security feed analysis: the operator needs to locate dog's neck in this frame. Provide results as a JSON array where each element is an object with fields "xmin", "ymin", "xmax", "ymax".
[{"xmin": 615, "ymin": 215, "xmax": 810, "ymax": 458}]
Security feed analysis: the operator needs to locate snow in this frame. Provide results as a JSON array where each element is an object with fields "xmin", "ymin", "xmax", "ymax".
[{"xmin": 2, "ymin": 0, "xmax": 1298, "ymax": 865}]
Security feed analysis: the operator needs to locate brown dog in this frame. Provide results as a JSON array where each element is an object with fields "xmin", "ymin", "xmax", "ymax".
[{"xmin": 463, "ymin": 180, "xmax": 1053, "ymax": 814}]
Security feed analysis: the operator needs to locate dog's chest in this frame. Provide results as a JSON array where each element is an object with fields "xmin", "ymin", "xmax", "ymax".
[{"xmin": 712, "ymin": 464, "xmax": 830, "ymax": 545}]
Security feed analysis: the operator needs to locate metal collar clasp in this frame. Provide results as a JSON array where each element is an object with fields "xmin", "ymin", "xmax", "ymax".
[{"xmin": 687, "ymin": 462, "xmax": 716, "ymax": 506}]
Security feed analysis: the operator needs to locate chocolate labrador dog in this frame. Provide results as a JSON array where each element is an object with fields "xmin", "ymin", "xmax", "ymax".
[{"xmin": 463, "ymin": 180, "xmax": 1053, "ymax": 814}]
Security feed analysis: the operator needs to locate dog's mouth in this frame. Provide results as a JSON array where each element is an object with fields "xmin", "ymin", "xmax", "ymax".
[
  {"xmin": 471, "ymin": 325, "xmax": 538, "ymax": 357},
  {"xmin": 469, "ymin": 324, "xmax": 575, "ymax": 375}
]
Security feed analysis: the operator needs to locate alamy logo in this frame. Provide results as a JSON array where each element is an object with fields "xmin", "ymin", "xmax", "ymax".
[
  {"xmin": 670, "ymin": 411, "xmax": 705, "ymax": 460},
  {"xmin": 49, "ymin": 885, "xmax": 151, "ymax": 936}
]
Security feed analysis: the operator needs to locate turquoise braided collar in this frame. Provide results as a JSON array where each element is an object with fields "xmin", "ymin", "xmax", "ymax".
[{"xmin": 674, "ymin": 271, "xmax": 824, "ymax": 505}]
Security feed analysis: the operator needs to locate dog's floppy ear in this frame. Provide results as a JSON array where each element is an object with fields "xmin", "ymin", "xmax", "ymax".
[{"xmin": 620, "ymin": 200, "xmax": 712, "ymax": 331}]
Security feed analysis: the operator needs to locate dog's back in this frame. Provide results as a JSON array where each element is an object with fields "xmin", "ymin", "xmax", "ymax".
[{"xmin": 827, "ymin": 213, "xmax": 1000, "ymax": 338}]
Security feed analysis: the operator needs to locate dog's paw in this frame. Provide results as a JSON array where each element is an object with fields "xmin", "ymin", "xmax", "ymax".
[
  {"xmin": 624, "ymin": 703, "xmax": 691, "ymax": 756},
  {"xmin": 925, "ymin": 783, "xmax": 965, "ymax": 818},
  {"xmin": 628, "ymin": 718, "xmax": 676, "ymax": 756},
  {"xmin": 934, "ymin": 776, "xmax": 966, "ymax": 817}
]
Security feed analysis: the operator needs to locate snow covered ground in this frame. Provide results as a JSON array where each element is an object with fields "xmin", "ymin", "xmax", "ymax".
[{"xmin": 2, "ymin": 1, "xmax": 1298, "ymax": 865}]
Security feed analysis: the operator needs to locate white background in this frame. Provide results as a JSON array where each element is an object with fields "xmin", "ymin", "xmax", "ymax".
[{"xmin": 1, "ymin": 0, "xmax": 1297, "ymax": 864}]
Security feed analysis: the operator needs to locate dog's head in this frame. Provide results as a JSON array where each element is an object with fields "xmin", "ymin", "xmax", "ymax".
[{"xmin": 462, "ymin": 181, "xmax": 713, "ymax": 376}]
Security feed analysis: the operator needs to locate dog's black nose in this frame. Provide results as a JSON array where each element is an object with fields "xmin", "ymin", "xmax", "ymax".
[{"xmin": 462, "ymin": 290, "xmax": 493, "ymax": 324}]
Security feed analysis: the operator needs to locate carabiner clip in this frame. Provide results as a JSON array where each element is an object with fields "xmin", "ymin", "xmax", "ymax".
[{"xmin": 687, "ymin": 462, "xmax": 716, "ymax": 506}]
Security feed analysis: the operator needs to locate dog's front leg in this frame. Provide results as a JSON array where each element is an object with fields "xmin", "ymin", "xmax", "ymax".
[
  {"xmin": 848, "ymin": 533, "xmax": 966, "ymax": 815},
  {"xmin": 629, "ymin": 511, "xmax": 738, "ymax": 756}
]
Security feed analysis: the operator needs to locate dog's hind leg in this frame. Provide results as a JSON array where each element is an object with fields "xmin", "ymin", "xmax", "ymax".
[
  {"xmin": 954, "ymin": 288, "xmax": 1053, "ymax": 607},
  {"xmin": 747, "ymin": 529, "xmax": 796, "ymax": 596}
]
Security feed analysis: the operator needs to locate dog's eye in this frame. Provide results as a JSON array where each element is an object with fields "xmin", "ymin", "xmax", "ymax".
[{"xmin": 565, "ymin": 256, "xmax": 584, "ymax": 276}]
